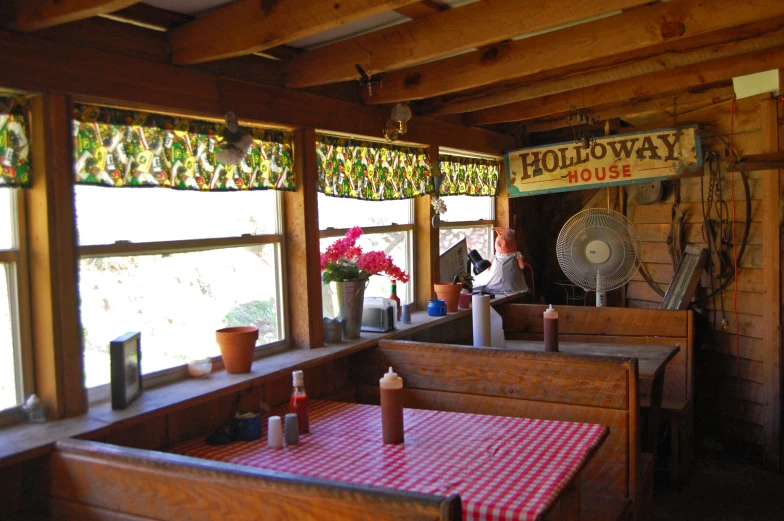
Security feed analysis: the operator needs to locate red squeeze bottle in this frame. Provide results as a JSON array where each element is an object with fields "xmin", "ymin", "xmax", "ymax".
[
  {"xmin": 543, "ymin": 305, "xmax": 559, "ymax": 352},
  {"xmin": 389, "ymin": 279, "xmax": 402, "ymax": 322},
  {"xmin": 380, "ymin": 367, "xmax": 404, "ymax": 444},
  {"xmin": 289, "ymin": 370, "xmax": 310, "ymax": 434}
]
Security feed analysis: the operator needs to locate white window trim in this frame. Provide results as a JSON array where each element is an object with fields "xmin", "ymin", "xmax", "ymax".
[
  {"xmin": 79, "ymin": 191, "xmax": 289, "ymax": 401},
  {"xmin": 0, "ymin": 189, "xmax": 33, "ymax": 423},
  {"xmin": 319, "ymin": 201, "xmax": 415, "ymax": 305}
]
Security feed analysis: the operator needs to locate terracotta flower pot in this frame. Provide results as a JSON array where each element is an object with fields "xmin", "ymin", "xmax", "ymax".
[
  {"xmin": 216, "ymin": 326, "xmax": 259, "ymax": 374},
  {"xmin": 433, "ymin": 283, "xmax": 463, "ymax": 313}
]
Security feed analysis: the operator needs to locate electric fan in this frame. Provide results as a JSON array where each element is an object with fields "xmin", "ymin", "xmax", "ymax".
[{"xmin": 556, "ymin": 208, "xmax": 642, "ymax": 307}]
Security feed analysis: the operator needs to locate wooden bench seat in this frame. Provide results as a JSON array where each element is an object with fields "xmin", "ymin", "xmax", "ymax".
[
  {"xmin": 501, "ymin": 304, "xmax": 695, "ymax": 486},
  {"xmin": 47, "ymin": 438, "xmax": 461, "ymax": 521},
  {"xmin": 347, "ymin": 339, "xmax": 646, "ymax": 521}
]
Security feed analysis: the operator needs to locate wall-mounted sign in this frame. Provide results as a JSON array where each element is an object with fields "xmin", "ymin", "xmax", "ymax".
[{"xmin": 505, "ymin": 126, "xmax": 701, "ymax": 197}]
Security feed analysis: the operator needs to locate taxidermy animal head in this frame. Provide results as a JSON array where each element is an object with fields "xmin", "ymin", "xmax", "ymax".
[{"xmin": 493, "ymin": 227, "xmax": 517, "ymax": 254}]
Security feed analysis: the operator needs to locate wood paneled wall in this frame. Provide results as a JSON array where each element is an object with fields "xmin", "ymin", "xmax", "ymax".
[
  {"xmin": 78, "ymin": 359, "xmax": 351, "ymax": 453},
  {"xmin": 624, "ymin": 95, "xmax": 769, "ymax": 453}
]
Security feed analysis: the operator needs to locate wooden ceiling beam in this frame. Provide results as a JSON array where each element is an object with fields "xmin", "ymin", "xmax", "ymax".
[
  {"xmin": 1, "ymin": 0, "xmax": 140, "ymax": 31},
  {"xmin": 169, "ymin": 0, "xmax": 422, "ymax": 65},
  {"xmin": 465, "ymin": 46, "xmax": 784, "ymax": 126},
  {"xmin": 0, "ymin": 27, "xmax": 513, "ymax": 155},
  {"xmin": 284, "ymin": 0, "xmax": 652, "ymax": 88},
  {"xmin": 367, "ymin": 0, "xmax": 784, "ymax": 106},
  {"xmin": 522, "ymin": 85, "xmax": 736, "ymax": 134},
  {"xmin": 100, "ymin": 3, "xmax": 189, "ymax": 30},
  {"xmin": 420, "ymin": 17, "xmax": 784, "ymax": 116},
  {"xmin": 394, "ymin": 0, "xmax": 447, "ymax": 19}
]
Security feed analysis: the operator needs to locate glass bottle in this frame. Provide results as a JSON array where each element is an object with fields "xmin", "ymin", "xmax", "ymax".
[
  {"xmin": 389, "ymin": 279, "xmax": 402, "ymax": 321},
  {"xmin": 289, "ymin": 370, "xmax": 310, "ymax": 434}
]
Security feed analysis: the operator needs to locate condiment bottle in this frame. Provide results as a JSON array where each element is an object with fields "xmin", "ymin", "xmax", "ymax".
[
  {"xmin": 543, "ymin": 304, "xmax": 559, "ymax": 352},
  {"xmin": 389, "ymin": 279, "xmax": 402, "ymax": 322},
  {"xmin": 380, "ymin": 367, "xmax": 404, "ymax": 444},
  {"xmin": 289, "ymin": 370, "xmax": 310, "ymax": 434}
]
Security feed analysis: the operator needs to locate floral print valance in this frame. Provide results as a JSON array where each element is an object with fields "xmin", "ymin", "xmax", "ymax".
[
  {"xmin": 316, "ymin": 135, "xmax": 432, "ymax": 200},
  {"xmin": 73, "ymin": 104, "xmax": 295, "ymax": 191},
  {"xmin": 439, "ymin": 155, "xmax": 500, "ymax": 197},
  {"xmin": 0, "ymin": 97, "xmax": 31, "ymax": 189}
]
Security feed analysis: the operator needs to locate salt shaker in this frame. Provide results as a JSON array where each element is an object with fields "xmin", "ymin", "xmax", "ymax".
[{"xmin": 268, "ymin": 416, "xmax": 283, "ymax": 449}]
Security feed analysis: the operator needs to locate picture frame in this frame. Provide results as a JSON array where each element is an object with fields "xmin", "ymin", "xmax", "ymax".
[{"xmin": 110, "ymin": 332, "xmax": 142, "ymax": 409}]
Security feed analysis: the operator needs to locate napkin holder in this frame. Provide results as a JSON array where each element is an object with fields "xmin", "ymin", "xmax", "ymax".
[{"xmin": 361, "ymin": 297, "xmax": 395, "ymax": 332}]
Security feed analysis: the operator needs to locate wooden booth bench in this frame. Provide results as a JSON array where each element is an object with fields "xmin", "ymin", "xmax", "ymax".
[
  {"xmin": 345, "ymin": 339, "xmax": 645, "ymax": 521},
  {"xmin": 47, "ymin": 438, "xmax": 461, "ymax": 521},
  {"xmin": 501, "ymin": 304, "xmax": 695, "ymax": 485}
]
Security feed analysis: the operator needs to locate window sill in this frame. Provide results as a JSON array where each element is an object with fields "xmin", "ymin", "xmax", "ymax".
[{"xmin": 0, "ymin": 292, "xmax": 525, "ymax": 469}]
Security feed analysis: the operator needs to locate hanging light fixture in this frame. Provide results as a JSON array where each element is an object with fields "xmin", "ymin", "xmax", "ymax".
[{"xmin": 383, "ymin": 103, "xmax": 412, "ymax": 142}]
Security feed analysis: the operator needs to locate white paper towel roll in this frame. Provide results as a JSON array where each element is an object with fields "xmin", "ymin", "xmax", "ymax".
[{"xmin": 472, "ymin": 294, "xmax": 491, "ymax": 347}]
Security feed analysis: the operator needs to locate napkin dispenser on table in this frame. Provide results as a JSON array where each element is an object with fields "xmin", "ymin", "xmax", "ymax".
[{"xmin": 361, "ymin": 297, "xmax": 396, "ymax": 332}]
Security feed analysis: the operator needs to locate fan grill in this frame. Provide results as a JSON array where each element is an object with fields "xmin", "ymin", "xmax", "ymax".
[{"xmin": 557, "ymin": 209, "xmax": 642, "ymax": 292}]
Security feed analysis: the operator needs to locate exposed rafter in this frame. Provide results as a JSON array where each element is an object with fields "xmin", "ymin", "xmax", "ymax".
[
  {"xmin": 394, "ymin": 0, "xmax": 447, "ymax": 19},
  {"xmin": 466, "ymin": 46, "xmax": 784, "ymax": 126},
  {"xmin": 365, "ymin": 0, "xmax": 784, "ymax": 105},
  {"xmin": 522, "ymin": 85, "xmax": 737, "ymax": 134},
  {"xmin": 169, "ymin": 0, "xmax": 422, "ymax": 66},
  {"xmin": 284, "ymin": 0, "xmax": 652, "ymax": 88},
  {"xmin": 1, "ymin": 0, "xmax": 140, "ymax": 31},
  {"xmin": 419, "ymin": 17, "xmax": 784, "ymax": 115}
]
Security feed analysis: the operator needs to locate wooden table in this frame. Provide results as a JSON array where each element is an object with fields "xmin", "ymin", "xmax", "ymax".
[
  {"xmin": 504, "ymin": 340, "xmax": 680, "ymax": 454},
  {"xmin": 172, "ymin": 400, "xmax": 609, "ymax": 521}
]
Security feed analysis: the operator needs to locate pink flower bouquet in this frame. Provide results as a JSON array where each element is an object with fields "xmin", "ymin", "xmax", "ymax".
[{"xmin": 320, "ymin": 227, "xmax": 410, "ymax": 284}]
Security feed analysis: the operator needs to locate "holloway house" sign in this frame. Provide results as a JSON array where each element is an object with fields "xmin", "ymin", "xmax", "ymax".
[{"xmin": 505, "ymin": 126, "xmax": 701, "ymax": 197}]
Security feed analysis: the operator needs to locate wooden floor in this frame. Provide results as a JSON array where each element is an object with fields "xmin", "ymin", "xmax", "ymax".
[{"xmin": 653, "ymin": 458, "xmax": 784, "ymax": 520}]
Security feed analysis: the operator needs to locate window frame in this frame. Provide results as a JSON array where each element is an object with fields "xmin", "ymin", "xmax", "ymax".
[
  {"xmin": 79, "ymin": 189, "xmax": 290, "ymax": 403},
  {"xmin": 439, "ymin": 200, "xmax": 496, "ymax": 261},
  {"xmin": 0, "ymin": 189, "xmax": 34, "ymax": 426},
  {"xmin": 318, "ymin": 199, "xmax": 416, "ymax": 305}
]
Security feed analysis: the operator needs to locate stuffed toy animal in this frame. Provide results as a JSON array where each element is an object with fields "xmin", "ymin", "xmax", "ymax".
[{"xmin": 475, "ymin": 227, "xmax": 529, "ymax": 294}]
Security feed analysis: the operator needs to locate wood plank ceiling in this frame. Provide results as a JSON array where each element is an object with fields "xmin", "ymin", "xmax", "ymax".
[{"xmin": 3, "ymin": 0, "xmax": 784, "ymax": 140}]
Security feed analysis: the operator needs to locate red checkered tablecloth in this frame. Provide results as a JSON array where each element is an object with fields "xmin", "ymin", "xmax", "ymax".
[{"xmin": 170, "ymin": 400, "xmax": 607, "ymax": 521}]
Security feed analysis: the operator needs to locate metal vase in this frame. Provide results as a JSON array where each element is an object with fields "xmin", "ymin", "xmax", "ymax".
[{"xmin": 329, "ymin": 280, "xmax": 367, "ymax": 339}]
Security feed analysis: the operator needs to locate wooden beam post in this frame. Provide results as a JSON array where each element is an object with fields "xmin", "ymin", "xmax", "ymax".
[
  {"xmin": 26, "ymin": 93, "xmax": 86, "ymax": 419},
  {"xmin": 2, "ymin": 0, "xmax": 140, "ymax": 32},
  {"xmin": 495, "ymin": 159, "xmax": 510, "ymax": 229},
  {"xmin": 761, "ymin": 94, "xmax": 782, "ymax": 470},
  {"xmin": 414, "ymin": 146, "xmax": 440, "ymax": 309},
  {"xmin": 283, "ymin": 128, "xmax": 324, "ymax": 349}
]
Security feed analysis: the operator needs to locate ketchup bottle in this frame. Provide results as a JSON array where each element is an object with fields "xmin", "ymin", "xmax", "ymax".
[
  {"xmin": 543, "ymin": 304, "xmax": 559, "ymax": 352},
  {"xmin": 289, "ymin": 370, "xmax": 310, "ymax": 434},
  {"xmin": 380, "ymin": 367, "xmax": 404, "ymax": 444}
]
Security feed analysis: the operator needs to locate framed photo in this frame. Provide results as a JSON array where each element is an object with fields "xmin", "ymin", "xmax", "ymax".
[{"xmin": 110, "ymin": 332, "xmax": 142, "ymax": 409}]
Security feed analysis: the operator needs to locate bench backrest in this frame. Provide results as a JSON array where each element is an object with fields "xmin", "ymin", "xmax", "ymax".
[
  {"xmin": 502, "ymin": 304, "xmax": 694, "ymax": 404},
  {"xmin": 352, "ymin": 340, "xmax": 640, "ymax": 500},
  {"xmin": 49, "ymin": 438, "xmax": 461, "ymax": 521}
]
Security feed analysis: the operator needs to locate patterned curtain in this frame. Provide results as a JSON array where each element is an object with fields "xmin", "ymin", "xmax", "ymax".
[
  {"xmin": 73, "ymin": 104, "xmax": 295, "ymax": 191},
  {"xmin": 0, "ymin": 97, "xmax": 32, "ymax": 188},
  {"xmin": 316, "ymin": 135, "xmax": 432, "ymax": 200},
  {"xmin": 439, "ymin": 155, "xmax": 500, "ymax": 197}
]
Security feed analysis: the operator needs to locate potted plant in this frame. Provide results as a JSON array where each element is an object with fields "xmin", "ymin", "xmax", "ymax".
[{"xmin": 321, "ymin": 227, "xmax": 409, "ymax": 339}]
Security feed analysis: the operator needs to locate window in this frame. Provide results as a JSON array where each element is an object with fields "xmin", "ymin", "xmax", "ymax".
[
  {"xmin": 76, "ymin": 187, "xmax": 286, "ymax": 390},
  {"xmin": 439, "ymin": 195, "xmax": 495, "ymax": 260},
  {"xmin": 318, "ymin": 193, "xmax": 414, "ymax": 316},
  {"xmin": 0, "ymin": 189, "xmax": 29, "ymax": 412}
]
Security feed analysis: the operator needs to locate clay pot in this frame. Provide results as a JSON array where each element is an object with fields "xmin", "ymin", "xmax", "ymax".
[
  {"xmin": 433, "ymin": 283, "xmax": 463, "ymax": 313},
  {"xmin": 216, "ymin": 326, "xmax": 259, "ymax": 374}
]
